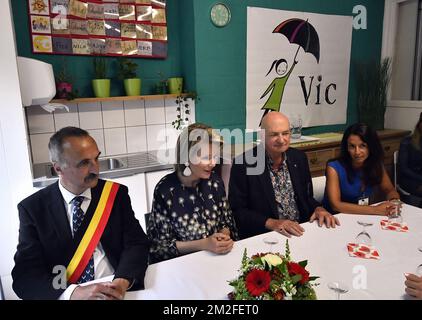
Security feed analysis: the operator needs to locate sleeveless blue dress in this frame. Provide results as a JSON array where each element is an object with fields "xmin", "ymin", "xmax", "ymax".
[{"xmin": 322, "ymin": 160, "xmax": 373, "ymax": 213}]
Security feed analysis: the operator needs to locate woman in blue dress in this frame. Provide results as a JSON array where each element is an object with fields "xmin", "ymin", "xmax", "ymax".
[
  {"xmin": 323, "ymin": 123, "xmax": 400, "ymax": 215},
  {"xmin": 147, "ymin": 123, "xmax": 238, "ymax": 263}
]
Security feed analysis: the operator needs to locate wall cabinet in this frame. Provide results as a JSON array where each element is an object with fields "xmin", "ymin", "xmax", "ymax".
[
  {"xmin": 108, "ymin": 168, "xmax": 174, "ymax": 232},
  {"xmin": 145, "ymin": 169, "xmax": 174, "ymax": 213},
  {"xmin": 107, "ymin": 173, "xmax": 148, "ymax": 232}
]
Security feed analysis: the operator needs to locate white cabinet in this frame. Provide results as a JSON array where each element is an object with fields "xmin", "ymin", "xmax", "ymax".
[
  {"xmin": 107, "ymin": 173, "xmax": 148, "ymax": 232},
  {"xmin": 104, "ymin": 169, "xmax": 174, "ymax": 232},
  {"xmin": 145, "ymin": 169, "xmax": 174, "ymax": 213}
]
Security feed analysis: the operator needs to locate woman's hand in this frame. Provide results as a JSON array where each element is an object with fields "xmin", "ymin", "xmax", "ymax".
[
  {"xmin": 218, "ymin": 227, "xmax": 231, "ymax": 237},
  {"xmin": 204, "ymin": 233, "xmax": 234, "ymax": 254},
  {"xmin": 372, "ymin": 201, "xmax": 401, "ymax": 216}
]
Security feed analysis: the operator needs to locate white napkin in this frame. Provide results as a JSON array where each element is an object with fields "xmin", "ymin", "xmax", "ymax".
[{"xmin": 41, "ymin": 103, "xmax": 69, "ymax": 113}]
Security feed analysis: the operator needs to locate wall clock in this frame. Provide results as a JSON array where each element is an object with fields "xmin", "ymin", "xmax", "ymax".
[{"xmin": 210, "ymin": 3, "xmax": 231, "ymax": 27}]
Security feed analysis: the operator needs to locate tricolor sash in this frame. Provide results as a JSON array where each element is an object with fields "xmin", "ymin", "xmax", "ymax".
[{"xmin": 66, "ymin": 181, "xmax": 120, "ymax": 284}]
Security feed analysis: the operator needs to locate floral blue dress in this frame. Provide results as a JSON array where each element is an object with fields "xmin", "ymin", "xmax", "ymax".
[{"xmin": 147, "ymin": 171, "xmax": 238, "ymax": 263}]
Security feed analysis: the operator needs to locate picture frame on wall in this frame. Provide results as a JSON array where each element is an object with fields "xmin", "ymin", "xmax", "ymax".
[{"xmin": 27, "ymin": 0, "xmax": 168, "ymax": 58}]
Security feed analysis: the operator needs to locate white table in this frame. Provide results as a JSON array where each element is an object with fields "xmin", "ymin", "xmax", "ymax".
[
  {"xmin": 124, "ymin": 203, "xmax": 422, "ymax": 300},
  {"xmin": 5, "ymin": 204, "xmax": 421, "ymax": 300}
]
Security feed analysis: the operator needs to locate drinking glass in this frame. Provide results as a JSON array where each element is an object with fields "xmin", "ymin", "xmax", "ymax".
[
  {"xmin": 327, "ymin": 282, "xmax": 349, "ymax": 300},
  {"xmin": 355, "ymin": 221, "xmax": 373, "ymax": 246},
  {"xmin": 263, "ymin": 236, "xmax": 279, "ymax": 253},
  {"xmin": 290, "ymin": 115, "xmax": 302, "ymax": 140},
  {"xmin": 388, "ymin": 199, "xmax": 403, "ymax": 224}
]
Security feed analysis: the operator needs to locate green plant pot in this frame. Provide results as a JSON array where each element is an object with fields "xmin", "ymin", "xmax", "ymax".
[
  {"xmin": 124, "ymin": 78, "xmax": 141, "ymax": 96},
  {"xmin": 168, "ymin": 77, "xmax": 183, "ymax": 94},
  {"xmin": 92, "ymin": 79, "xmax": 110, "ymax": 98}
]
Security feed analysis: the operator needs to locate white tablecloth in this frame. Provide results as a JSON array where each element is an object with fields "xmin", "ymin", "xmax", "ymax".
[
  {"xmin": 124, "ymin": 203, "xmax": 422, "ymax": 300},
  {"xmin": 6, "ymin": 204, "xmax": 420, "ymax": 300}
]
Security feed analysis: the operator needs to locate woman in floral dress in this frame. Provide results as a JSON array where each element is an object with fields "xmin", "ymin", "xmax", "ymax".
[{"xmin": 147, "ymin": 123, "xmax": 238, "ymax": 263}]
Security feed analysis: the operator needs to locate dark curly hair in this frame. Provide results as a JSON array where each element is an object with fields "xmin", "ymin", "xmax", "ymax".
[{"xmin": 338, "ymin": 123, "xmax": 384, "ymax": 186}]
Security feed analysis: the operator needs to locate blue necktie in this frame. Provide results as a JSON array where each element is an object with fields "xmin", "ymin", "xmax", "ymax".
[{"xmin": 71, "ymin": 196, "xmax": 95, "ymax": 283}]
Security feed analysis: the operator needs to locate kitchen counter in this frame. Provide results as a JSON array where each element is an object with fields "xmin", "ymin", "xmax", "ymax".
[{"xmin": 32, "ymin": 151, "xmax": 174, "ymax": 188}]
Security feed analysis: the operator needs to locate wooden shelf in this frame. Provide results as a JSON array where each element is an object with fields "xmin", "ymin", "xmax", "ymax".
[{"xmin": 51, "ymin": 93, "xmax": 192, "ymax": 104}]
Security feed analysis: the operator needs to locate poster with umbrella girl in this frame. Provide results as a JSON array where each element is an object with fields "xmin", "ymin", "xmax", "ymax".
[{"xmin": 259, "ymin": 18, "xmax": 320, "ymax": 125}]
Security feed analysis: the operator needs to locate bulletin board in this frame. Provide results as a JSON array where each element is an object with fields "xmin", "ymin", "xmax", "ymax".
[{"xmin": 27, "ymin": 0, "xmax": 168, "ymax": 58}]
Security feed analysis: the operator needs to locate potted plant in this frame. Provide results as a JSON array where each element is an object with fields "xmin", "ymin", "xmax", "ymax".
[
  {"xmin": 171, "ymin": 93, "xmax": 197, "ymax": 130},
  {"xmin": 168, "ymin": 77, "xmax": 183, "ymax": 94},
  {"xmin": 355, "ymin": 57, "xmax": 391, "ymax": 130},
  {"xmin": 55, "ymin": 61, "xmax": 73, "ymax": 99},
  {"xmin": 154, "ymin": 71, "xmax": 168, "ymax": 94},
  {"xmin": 117, "ymin": 58, "xmax": 141, "ymax": 96},
  {"xmin": 92, "ymin": 57, "xmax": 110, "ymax": 98}
]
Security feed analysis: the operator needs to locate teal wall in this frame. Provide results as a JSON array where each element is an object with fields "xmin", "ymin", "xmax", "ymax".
[
  {"xmin": 11, "ymin": 0, "xmax": 184, "ymax": 97},
  {"xmin": 187, "ymin": 0, "xmax": 385, "ymax": 134},
  {"xmin": 12, "ymin": 0, "xmax": 385, "ymax": 134}
]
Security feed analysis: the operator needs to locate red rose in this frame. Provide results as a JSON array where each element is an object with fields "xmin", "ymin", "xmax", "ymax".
[
  {"xmin": 245, "ymin": 269, "xmax": 271, "ymax": 296},
  {"xmin": 288, "ymin": 262, "xmax": 310, "ymax": 284}
]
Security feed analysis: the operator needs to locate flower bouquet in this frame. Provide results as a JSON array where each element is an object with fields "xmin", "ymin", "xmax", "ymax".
[{"xmin": 228, "ymin": 240, "xmax": 318, "ymax": 300}]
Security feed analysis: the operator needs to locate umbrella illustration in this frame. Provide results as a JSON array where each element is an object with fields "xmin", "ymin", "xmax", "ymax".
[
  {"xmin": 259, "ymin": 18, "xmax": 320, "ymax": 125},
  {"xmin": 273, "ymin": 18, "xmax": 320, "ymax": 63}
]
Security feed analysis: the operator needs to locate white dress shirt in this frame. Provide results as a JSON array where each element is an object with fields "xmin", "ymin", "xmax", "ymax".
[{"xmin": 58, "ymin": 181, "xmax": 114, "ymax": 300}]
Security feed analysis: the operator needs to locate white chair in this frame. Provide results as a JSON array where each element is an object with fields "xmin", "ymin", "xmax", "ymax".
[{"xmin": 312, "ymin": 175, "xmax": 326, "ymax": 203}]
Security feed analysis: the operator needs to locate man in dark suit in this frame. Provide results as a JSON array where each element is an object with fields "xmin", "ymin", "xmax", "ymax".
[
  {"xmin": 12, "ymin": 127, "xmax": 150, "ymax": 300},
  {"xmin": 229, "ymin": 112, "xmax": 340, "ymax": 239}
]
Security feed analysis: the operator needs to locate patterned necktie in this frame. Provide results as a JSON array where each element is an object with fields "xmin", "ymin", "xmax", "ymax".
[{"xmin": 71, "ymin": 196, "xmax": 94, "ymax": 283}]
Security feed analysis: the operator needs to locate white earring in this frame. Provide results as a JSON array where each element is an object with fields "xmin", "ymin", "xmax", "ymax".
[{"xmin": 183, "ymin": 162, "xmax": 191, "ymax": 176}]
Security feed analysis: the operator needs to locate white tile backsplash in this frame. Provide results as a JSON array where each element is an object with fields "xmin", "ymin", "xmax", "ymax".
[
  {"xmin": 165, "ymin": 124, "xmax": 180, "ymax": 149},
  {"xmin": 26, "ymin": 106, "xmax": 55, "ymax": 134},
  {"xmin": 165, "ymin": 124, "xmax": 178, "ymax": 164},
  {"xmin": 147, "ymin": 124, "xmax": 167, "ymax": 151},
  {"xmin": 145, "ymin": 98, "xmax": 165, "ymax": 125},
  {"xmin": 30, "ymin": 133, "xmax": 51, "ymax": 163},
  {"xmin": 124, "ymin": 100, "xmax": 146, "ymax": 126},
  {"xmin": 88, "ymin": 129, "xmax": 105, "ymax": 155},
  {"xmin": 26, "ymin": 97, "xmax": 195, "ymax": 164},
  {"xmin": 164, "ymin": 97, "xmax": 196, "ymax": 126},
  {"xmin": 187, "ymin": 98, "xmax": 196, "ymax": 123},
  {"xmin": 54, "ymin": 103, "xmax": 79, "ymax": 130},
  {"xmin": 164, "ymin": 97, "xmax": 178, "ymax": 124},
  {"xmin": 102, "ymin": 101, "xmax": 125, "ymax": 128},
  {"xmin": 78, "ymin": 102, "xmax": 103, "ymax": 129},
  {"xmin": 104, "ymin": 127, "xmax": 127, "ymax": 156},
  {"xmin": 126, "ymin": 126, "xmax": 147, "ymax": 153}
]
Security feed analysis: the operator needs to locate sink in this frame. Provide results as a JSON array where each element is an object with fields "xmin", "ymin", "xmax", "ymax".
[
  {"xmin": 40, "ymin": 152, "xmax": 168, "ymax": 181},
  {"xmin": 46, "ymin": 157, "xmax": 125, "ymax": 177},
  {"xmin": 99, "ymin": 158, "xmax": 124, "ymax": 171}
]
